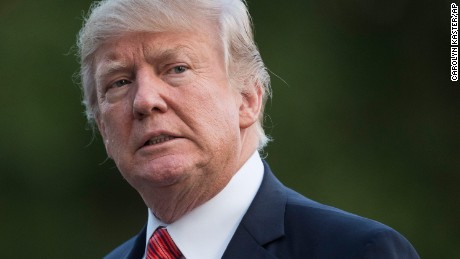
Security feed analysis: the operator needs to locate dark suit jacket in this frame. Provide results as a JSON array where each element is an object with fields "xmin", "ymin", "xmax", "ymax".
[{"xmin": 104, "ymin": 161, "xmax": 420, "ymax": 259}]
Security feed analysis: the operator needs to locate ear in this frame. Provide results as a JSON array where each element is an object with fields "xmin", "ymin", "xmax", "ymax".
[
  {"xmin": 96, "ymin": 117, "xmax": 112, "ymax": 158},
  {"xmin": 239, "ymin": 82, "xmax": 263, "ymax": 129}
]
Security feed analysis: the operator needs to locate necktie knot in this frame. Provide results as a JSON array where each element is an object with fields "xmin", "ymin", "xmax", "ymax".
[{"xmin": 146, "ymin": 227, "xmax": 183, "ymax": 259}]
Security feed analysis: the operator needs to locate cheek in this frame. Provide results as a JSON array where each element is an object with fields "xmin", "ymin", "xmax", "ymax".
[
  {"xmin": 99, "ymin": 109, "xmax": 131, "ymax": 158},
  {"xmin": 100, "ymin": 99, "xmax": 132, "ymax": 131},
  {"xmin": 101, "ymin": 123, "xmax": 118, "ymax": 159},
  {"xmin": 206, "ymin": 97, "xmax": 241, "ymax": 139},
  {"xmin": 194, "ymin": 96, "xmax": 238, "ymax": 128},
  {"xmin": 104, "ymin": 126, "xmax": 131, "ymax": 165}
]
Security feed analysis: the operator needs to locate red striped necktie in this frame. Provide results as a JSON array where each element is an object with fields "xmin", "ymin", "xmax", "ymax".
[{"xmin": 146, "ymin": 227, "xmax": 183, "ymax": 259}]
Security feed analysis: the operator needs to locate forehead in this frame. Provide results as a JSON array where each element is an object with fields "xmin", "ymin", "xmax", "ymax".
[
  {"xmin": 94, "ymin": 26, "xmax": 222, "ymax": 66},
  {"xmin": 93, "ymin": 28, "xmax": 222, "ymax": 78}
]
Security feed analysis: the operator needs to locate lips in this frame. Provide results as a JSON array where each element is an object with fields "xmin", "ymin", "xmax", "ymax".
[{"xmin": 144, "ymin": 134, "xmax": 176, "ymax": 147}]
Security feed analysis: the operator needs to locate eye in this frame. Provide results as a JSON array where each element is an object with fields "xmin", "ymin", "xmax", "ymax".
[
  {"xmin": 170, "ymin": 65, "xmax": 188, "ymax": 74},
  {"xmin": 112, "ymin": 79, "xmax": 131, "ymax": 88}
]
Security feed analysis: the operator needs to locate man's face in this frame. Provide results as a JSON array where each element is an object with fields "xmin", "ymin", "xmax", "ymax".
[{"xmin": 93, "ymin": 27, "xmax": 248, "ymax": 193}]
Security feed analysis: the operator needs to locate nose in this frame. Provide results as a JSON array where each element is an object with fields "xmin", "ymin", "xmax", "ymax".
[{"xmin": 132, "ymin": 71, "xmax": 168, "ymax": 120}]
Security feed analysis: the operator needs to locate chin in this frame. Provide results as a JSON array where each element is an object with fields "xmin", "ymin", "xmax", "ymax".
[{"xmin": 129, "ymin": 155, "xmax": 197, "ymax": 187}]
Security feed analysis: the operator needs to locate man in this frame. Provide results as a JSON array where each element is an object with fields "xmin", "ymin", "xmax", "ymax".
[{"xmin": 76, "ymin": 0, "xmax": 420, "ymax": 258}]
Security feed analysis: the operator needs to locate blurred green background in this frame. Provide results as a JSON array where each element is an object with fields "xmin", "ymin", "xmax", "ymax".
[{"xmin": 1, "ymin": 0, "xmax": 458, "ymax": 258}]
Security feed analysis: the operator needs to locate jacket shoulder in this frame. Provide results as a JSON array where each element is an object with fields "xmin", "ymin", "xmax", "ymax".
[{"xmin": 274, "ymin": 188, "xmax": 420, "ymax": 258}]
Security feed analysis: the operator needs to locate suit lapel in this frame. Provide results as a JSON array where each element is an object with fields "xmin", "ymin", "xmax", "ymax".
[
  {"xmin": 125, "ymin": 225, "xmax": 147, "ymax": 259},
  {"xmin": 222, "ymin": 161, "xmax": 287, "ymax": 258},
  {"xmin": 222, "ymin": 225, "xmax": 279, "ymax": 259}
]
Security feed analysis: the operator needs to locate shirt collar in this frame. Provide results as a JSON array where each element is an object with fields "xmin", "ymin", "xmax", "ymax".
[{"xmin": 144, "ymin": 151, "xmax": 264, "ymax": 259}]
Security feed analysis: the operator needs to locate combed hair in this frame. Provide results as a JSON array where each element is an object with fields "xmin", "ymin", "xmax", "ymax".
[{"xmin": 77, "ymin": 0, "xmax": 271, "ymax": 149}]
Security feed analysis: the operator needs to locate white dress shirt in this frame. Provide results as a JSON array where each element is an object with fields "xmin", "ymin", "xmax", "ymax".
[{"xmin": 142, "ymin": 151, "xmax": 264, "ymax": 259}]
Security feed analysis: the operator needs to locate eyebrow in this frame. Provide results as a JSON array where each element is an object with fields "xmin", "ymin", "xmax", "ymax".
[
  {"xmin": 95, "ymin": 59, "xmax": 130, "ymax": 86},
  {"xmin": 94, "ymin": 44, "xmax": 201, "ymax": 85},
  {"xmin": 145, "ymin": 44, "xmax": 200, "ymax": 67}
]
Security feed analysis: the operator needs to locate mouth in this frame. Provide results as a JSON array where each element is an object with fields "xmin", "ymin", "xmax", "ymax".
[{"xmin": 144, "ymin": 134, "xmax": 177, "ymax": 147}]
